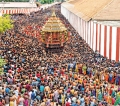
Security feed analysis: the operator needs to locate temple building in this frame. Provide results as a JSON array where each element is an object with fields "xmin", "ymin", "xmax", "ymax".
[
  {"xmin": 61, "ymin": 0, "xmax": 120, "ymax": 61},
  {"xmin": 0, "ymin": 2, "xmax": 37, "ymax": 15}
]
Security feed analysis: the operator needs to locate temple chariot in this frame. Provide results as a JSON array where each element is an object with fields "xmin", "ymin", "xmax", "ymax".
[{"xmin": 40, "ymin": 12, "xmax": 70, "ymax": 50}]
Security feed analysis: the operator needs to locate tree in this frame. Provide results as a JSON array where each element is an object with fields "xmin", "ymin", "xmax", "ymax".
[
  {"xmin": 0, "ymin": 0, "xmax": 29, "ymax": 2},
  {"xmin": 36, "ymin": 2, "xmax": 41, "ymax": 7},
  {"xmin": 39, "ymin": 0, "xmax": 54, "ymax": 4},
  {"xmin": 0, "ymin": 14, "xmax": 13, "ymax": 34}
]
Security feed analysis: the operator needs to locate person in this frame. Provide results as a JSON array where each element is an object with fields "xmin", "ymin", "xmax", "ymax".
[
  {"xmin": 82, "ymin": 64, "xmax": 87, "ymax": 75},
  {"xmin": 71, "ymin": 101, "xmax": 77, "ymax": 106},
  {"xmin": 5, "ymin": 87, "xmax": 10, "ymax": 94},
  {"xmin": 23, "ymin": 94, "xmax": 29, "ymax": 106},
  {"xmin": 90, "ymin": 99, "xmax": 96, "ymax": 106},
  {"xmin": 18, "ymin": 94, "xmax": 24, "ymax": 106},
  {"xmin": 65, "ymin": 99, "xmax": 70, "ymax": 106},
  {"xmin": 0, "ymin": 4, "xmax": 120, "ymax": 106},
  {"xmin": 40, "ymin": 84, "xmax": 45, "ymax": 93},
  {"xmin": 114, "ymin": 92, "xmax": 120, "ymax": 105},
  {"xmin": 10, "ymin": 95, "xmax": 14, "ymax": 106},
  {"xmin": 31, "ymin": 90, "xmax": 36, "ymax": 105},
  {"xmin": 98, "ymin": 90, "xmax": 103, "ymax": 101},
  {"xmin": 80, "ymin": 95, "xmax": 85, "ymax": 106},
  {"xmin": 0, "ymin": 99, "xmax": 3, "ymax": 106},
  {"xmin": 5, "ymin": 94, "xmax": 9, "ymax": 106}
]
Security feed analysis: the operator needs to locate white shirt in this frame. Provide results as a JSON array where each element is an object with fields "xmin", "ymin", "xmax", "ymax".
[
  {"xmin": 29, "ymin": 91, "xmax": 32, "ymax": 99},
  {"xmin": 68, "ymin": 98, "xmax": 71, "ymax": 104},
  {"xmin": 14, "ymin": 90, "xmax": 19, "ymax": 97}
]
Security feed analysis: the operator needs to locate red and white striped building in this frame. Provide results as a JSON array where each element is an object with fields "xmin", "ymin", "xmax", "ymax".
[
  {"xmin": 61, "ymin": 0, "xmax": 120, "ymax": 62},
  {"xmin": 1, "ymin": 8, "xmax": 37, "ymax": 14},
  {"xmin": 0, "ymin": 2, "xmax": 60, "ymax": 15},
  {"xmin": 1, "ymin": 8, "xmax": 39, "ymax": 15}
]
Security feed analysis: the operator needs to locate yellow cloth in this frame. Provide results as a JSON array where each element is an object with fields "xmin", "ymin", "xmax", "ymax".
[
  {"xmin": 75, "ymin": 64, "xmax": 78, "ymax": 72},
  {"xmin": 61, "ymin": 95, "xmax": 65, "ymax": 104},
  {"xmin": 70, "ymin": 89, "xmax": 74, "ymax": 95},
  {"xmin": 10, "ymin": 101, "xmax": 14, "ymax": 106}
]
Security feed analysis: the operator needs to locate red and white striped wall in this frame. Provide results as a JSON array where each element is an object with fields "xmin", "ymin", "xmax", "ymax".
[
  {"xmin": 61, "ymin": 6, "xmax": 120, "ymax": 62},
  {"xmin": 1, "ymin": 8, "xmax": 39, "ymax": 15},
  {"xmin": 0, "ymin": 2, "xmax": 60, "ymax": 15}
]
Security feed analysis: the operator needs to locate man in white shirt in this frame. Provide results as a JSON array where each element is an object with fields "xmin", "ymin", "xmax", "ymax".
[
  {"xmin": 28, "ymin": 90, "xmax": 32, "ymax": 105},
  {"xmin": 18, "ymin": 95, "xmax": 24, "ymax": 106}
]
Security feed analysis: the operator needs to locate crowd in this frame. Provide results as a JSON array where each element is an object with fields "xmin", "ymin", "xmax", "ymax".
[{"xmin": 0, "ymin": 4, "xmax": 120, "ymax": 106}]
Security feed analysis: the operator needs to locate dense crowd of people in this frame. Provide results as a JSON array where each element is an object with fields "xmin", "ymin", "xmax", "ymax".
[{"xmin": 0, "ymin": 4, "xmax": 120, "ymax": 106}]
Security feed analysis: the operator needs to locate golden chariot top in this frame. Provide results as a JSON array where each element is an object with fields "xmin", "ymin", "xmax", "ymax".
[{"xmin": 41, "ymin": 12, "xmax": 67, "ymax": 32}]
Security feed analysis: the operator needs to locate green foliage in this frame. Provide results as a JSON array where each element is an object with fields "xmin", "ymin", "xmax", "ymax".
[
  {"xmin": 0, "ymin": 0, "xmax": 29, "ymax": 2},
  {"xmin": 39, "ymin": 0, "xmax": 54, "ymax": 4},
  {"xmin": 36, "ymin": 2, "xmax": 41, "ymax": 7},
  {"xmin": 0, "ymin": 14, "xmax": 13, "ymax": 34}
]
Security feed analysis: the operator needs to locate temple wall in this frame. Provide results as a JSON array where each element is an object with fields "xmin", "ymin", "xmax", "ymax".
[
  {"xmin": 0, "ymin": 8, "xmax": 39, "ymax": 14},
  {"xmin": 0, "ymin": 2, "xmax": 59, "ymax": 15},
  {"xmin": 61, "ymin": 6, "xmax": 120, "ymax": 61}
]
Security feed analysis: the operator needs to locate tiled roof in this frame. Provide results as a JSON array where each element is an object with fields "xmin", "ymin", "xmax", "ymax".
[
  {"xmin": 62, "ymin": 0, "xmax": 120, "ymax": 21},
  {"xmin": 93, "ymin": 0, "xmax": 120, "ymax": 21}
]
